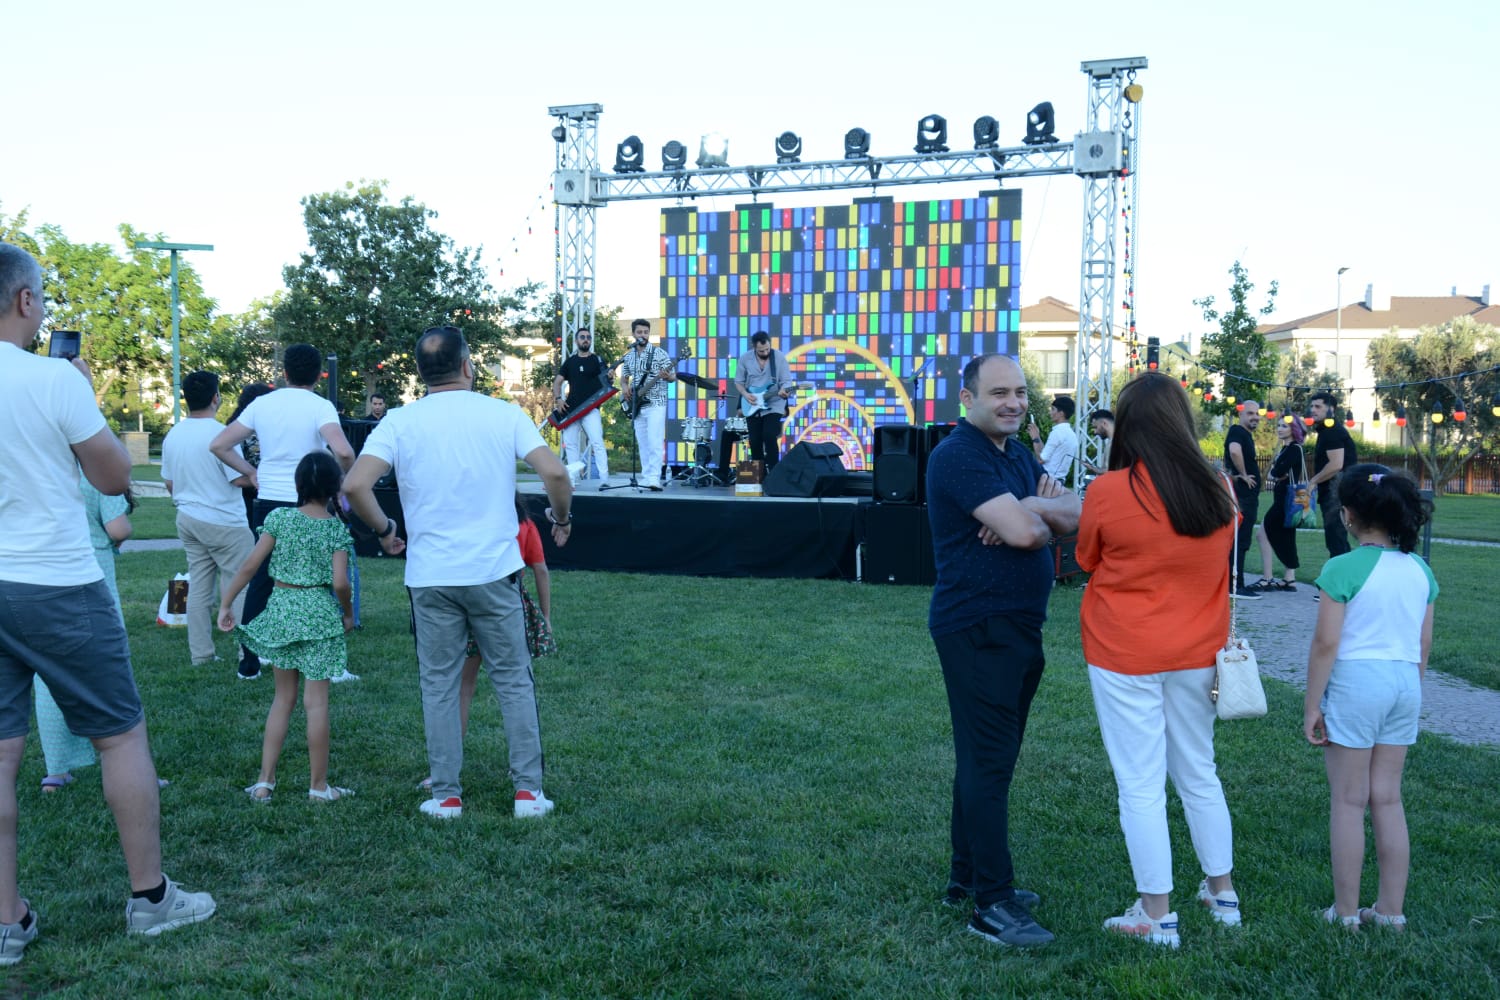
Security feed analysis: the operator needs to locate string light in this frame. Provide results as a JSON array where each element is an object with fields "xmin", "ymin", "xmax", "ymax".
[
  {"xmin": 1491, "ymin": 392, "xmax": 1500, "ymax": 418},
  {"xmin": 1344, "ymin": 409, "xmax": 1355, "ymax": 428},
  {"xmin": 1453, "ymin": 397, "xmax": 1467, "ymax": 422},
  {"xmin": 1430, "ymin": 399, "xmax": 1444, "ymax": 424},
  {"xmin": 1395, "ymin": 404, "xmax": 1407, "ymax": 427}
]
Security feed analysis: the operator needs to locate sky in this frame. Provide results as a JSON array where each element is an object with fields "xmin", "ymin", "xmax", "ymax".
[{"xmin": 4, "ymin": 1, "xmax": 1496, "ymax": 349}]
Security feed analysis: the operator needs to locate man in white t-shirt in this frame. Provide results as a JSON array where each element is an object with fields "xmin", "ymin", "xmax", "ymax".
[
  {"xmin": 0, "ymin": 243, "xmax": 215, "ymax": 954},
  {"xmin": 161, "ymin": 370, "xmax": 255, "ymax": 667},
  {"xmin": 344, "ymin": 325, "xmax": 573, "ymax": 822},
  {"xmin": 211, "ymin": 344, "xmax": 355, "ymax": 679},
  {"xmin": 1027, "ymin": 395, "xmax": 1078, "ymax": 483}
]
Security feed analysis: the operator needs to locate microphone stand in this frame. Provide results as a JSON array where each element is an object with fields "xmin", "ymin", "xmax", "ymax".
[{"xmin": 599, "ymin": 391, "xmax": 648, "ymax": 493}]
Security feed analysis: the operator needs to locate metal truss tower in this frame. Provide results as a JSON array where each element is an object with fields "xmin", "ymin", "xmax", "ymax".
[
  {"xmin": 1074, "ymin": 57, "xmax": 1146, "ymax": 477},
  {"xmin": 550, "ymin": 58, "xmax": 1146, "ymax": 477}
]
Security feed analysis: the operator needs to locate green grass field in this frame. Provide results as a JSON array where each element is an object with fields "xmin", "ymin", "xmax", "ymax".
[
  {"xmin": 7, "ymin": 553, "xmax": 1497, "ymax": 997},
  {"xmin": 1427, "ymin": 492, "xmax": 1500, "ymax": 542}
]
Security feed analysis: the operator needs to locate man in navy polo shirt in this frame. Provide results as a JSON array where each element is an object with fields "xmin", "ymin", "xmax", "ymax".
[{"xmin": 926, "ymin": 353, "xmax": 1080, "ymax": 948}]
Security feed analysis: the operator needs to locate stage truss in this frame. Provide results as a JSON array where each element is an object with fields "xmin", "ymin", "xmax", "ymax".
[{"xmin": 550, "ymin": 56, "xmax": 1145, "ymax": 480}]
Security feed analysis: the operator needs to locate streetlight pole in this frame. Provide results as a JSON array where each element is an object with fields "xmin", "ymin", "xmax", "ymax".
[
  {"xmin": 1334, "ymin": 265, "xmax": 1349, "ymax": 377},
  {"xmin": 136, "ymin": 240, "xmax": 213, "ymax": 422}
]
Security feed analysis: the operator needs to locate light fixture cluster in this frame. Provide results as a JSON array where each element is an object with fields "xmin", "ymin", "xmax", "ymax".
[{"xmin": 611, "ymin": 103, "xmax": 1059, "ymax": 174}]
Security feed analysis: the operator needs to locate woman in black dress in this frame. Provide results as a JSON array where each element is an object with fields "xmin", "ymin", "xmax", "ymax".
[{"xmin": 1253, "ymin": 416, "xmax": 1306, "ymax": 591}]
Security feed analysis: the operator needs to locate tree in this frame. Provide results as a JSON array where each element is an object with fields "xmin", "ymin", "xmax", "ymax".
[
  {"xmin": 277, "ymin": 181, "xmax": 525, "ymax": 413},
  {"xmin": 1367, "ymin": 317, "xmax": 1498, "ymax": 495},
  {"xmin": 1269, "ymin": 348, "xmax": 1345, "ymax": 420},
  {"xmin": 1195, "ymin": 261, "xmax": 1279, "ymax": 414},
  {"xmin": 183, "ymin": 294, "xmax": 283, "ymax": 410},
  {"xmin": 527, "ymin": 296, "xmax": 636, "ymax": 463}
]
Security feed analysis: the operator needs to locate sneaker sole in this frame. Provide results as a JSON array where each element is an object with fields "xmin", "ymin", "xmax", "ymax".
[
  {"xmin": 514, "ymin": 806, "xmax": 554, "ymax": 818},
  {"xmin": 128, "ymin": 901, "xmax": 217, "ymax": 936},
  {"xmin": 965, "ymin": 923, "xmax": 1054, "ymax": 948},
  {"xmin": 1204, "ymin": 907, "xmax": 1242, "ymax": 926}
]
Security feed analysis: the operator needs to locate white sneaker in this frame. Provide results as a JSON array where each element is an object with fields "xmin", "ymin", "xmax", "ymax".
[
  {"xmin": 329, "ymin": 669, "xmax": 360, "ymax": 684},
  {"xmin": 125, "ymin": 877, "xmax": 217, "ymax": 936},
  {"xmin": 1197, "ymin": 880, "xmax": 1242, "ymax": 926},
  {"xmin": 514, "ymin": 789, "xmax": 554, "ymax": 818},
  {"xmin": 420, "ymin": 796, "xmax": 463, "ymax": 820},
  {"xmin": 1103, "ymin": 900, "xmax": 1181, "ymax": 948}
]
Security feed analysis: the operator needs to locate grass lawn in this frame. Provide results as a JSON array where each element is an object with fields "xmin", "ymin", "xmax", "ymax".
[
  {"xmin": 8, "ymin": 555, "xmax": 1497, "ymax": 996},
  {"xmin": 1428, "ymin": 492, "xmax": 1500, "ymax": 543},
  {"xmin": 130, "ymin": 464, "xmax": 163, "ymax": 483},
  {"xmin": 128, "ymin": 497, "xmax": 178, "ymax": 541}
]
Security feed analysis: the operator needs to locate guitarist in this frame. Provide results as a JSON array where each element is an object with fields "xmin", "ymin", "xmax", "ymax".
[
  {"xmin": 551, "ymin": 328, "xmax": 611, "ymax": 481},
  {"xmin": 618, "ymin": 319, "xmax": 676, "ymax": 491},
  {"xmin": 734, "ymin": 331, "xmax": 795, "ymax": 473}
]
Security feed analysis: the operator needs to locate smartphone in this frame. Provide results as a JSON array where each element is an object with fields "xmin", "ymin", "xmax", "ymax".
[{"xmin": 48, "ymin": 330, "xmax": 81, "ymax": 360}]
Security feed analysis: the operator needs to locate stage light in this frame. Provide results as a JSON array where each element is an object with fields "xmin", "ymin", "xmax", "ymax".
[
  {"xmin": 844, "ymin": 127, "xmax": 870, "ymax": 159},
  {"xmin": 1024, "ymin": 102, "xmax": 1056, "ymax": 145},
  {"xmin": 696, "ymin": 133, "xmax": 729, "ymax": 168},
  {"xmin": 775, "ymin": 130, "xmax": 802, "ymax": 164},
  {"xmin": 973, "ymin": 115, "xmax": 999, "ymax": 150},
  {"xmin": 614, "ymin": 135, "xmax": 644, "ymax": 173},
  {"xmin": 1395, "ymin": 404, "xmax": 1407, "ymax": 427},
  {"xmin": 1344, "ymin": 409, "xmax": 1356, "ymax": 428},
  {"xmin": 551, "ymin": 125, "xmax": 567, "ymax": 143},
  {"xmin": 1146, "ymin": 336, "xmax": 1159, "ymax": 370},
  {"xmin": 1453, "ymin": 397, "xmax": 1467, "ymax": 421},
  {"xmin": 661, "ymin": 140, "xmax": 687, "ymax": 171},
  {"xmin": 915, "ymin": 114, "xmax": 949, "ymax": 154},
  {"xmin": 1430, "ymin": 399, "xmax": 1444, "ymax": 424}
]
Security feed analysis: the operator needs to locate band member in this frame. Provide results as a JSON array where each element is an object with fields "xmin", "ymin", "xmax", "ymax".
[
  {"xmin": 735, "ymin": 331, "xmax": 796, "ymax": 473},
  {"xmin": 551, "ymin": 329, "xmax": 611, "ymax": 481},
  {"xmin": 618, "ymin": 319, "xmax": 675, "ymax": 491}
]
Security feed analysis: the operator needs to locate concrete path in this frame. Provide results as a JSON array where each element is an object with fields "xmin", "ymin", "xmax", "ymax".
[{"xmin": 1234, "ymin": 574, "xmax": 1500, "ymax": 750}]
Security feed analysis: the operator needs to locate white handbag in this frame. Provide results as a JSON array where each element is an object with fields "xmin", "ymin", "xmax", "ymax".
[{"xmin": 1212, "ymin": 480, "xmax": 1267, "ymax": 720}]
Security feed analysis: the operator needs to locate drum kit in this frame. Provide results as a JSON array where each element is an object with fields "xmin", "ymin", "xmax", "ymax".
[{"xmin": 672, "ymin": 371, "xmax": 753, "ymax": 486}]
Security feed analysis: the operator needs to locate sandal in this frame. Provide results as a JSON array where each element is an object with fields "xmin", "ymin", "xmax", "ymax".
[
  {"xmin": 41, "ymin": 773, "xmax": 75, "ymax": 794},
  {"xmin": 1275, "ymin": 579, "xmax": 1297, "ymax": 591},
  {"xmin": 244, "ymin": 781, "xmax": 275, "ymax": 803},
  {"xmin": 1358, "ymin": 906, "xmax": 1406, "ymax": 931},
  {"xmin": 308, "ymin": 785, "xmax": 354, "ymax": 803},
  {"xmin": 1322, "ymin": 904, "xmax": 1360, "ymax": 931},
  {"xmin": 1248, "ymin": 579, "xmax": 1277, "ymax": 592}
]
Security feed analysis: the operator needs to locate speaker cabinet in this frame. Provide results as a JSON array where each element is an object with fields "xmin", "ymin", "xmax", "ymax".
[
  {"xmin": 863, "ymin": 502, "xmax": 934, "ymax": 585},
  {"xmin": 763, "ymin": 442, "xmax": 847, "ymax": 498},
  {"xmin": 873, "ymin": 424, "xmax": 921, "ymax": 504}
]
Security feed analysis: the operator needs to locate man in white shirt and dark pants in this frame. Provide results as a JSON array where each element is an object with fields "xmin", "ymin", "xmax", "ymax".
[
  {"xmin": 1028, "ymin": 395, "xmax": 1078, "ymax": 484},
  {"xmin": 344, "ymin": 326, "xmax": 574, "ymax": 821},
  {"xmin": 161, "ymin": 370, "xmax": 255, "ymax": 667}
]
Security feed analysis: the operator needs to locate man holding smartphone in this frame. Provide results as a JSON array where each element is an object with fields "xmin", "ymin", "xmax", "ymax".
[{"xmin": 0, "ymin": 243, "xmax": 216, "ymax": 957}]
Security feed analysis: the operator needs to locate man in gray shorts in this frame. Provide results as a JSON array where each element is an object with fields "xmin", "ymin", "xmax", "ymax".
[
  {"xmin": 0, "ymin": 243, "xmax": 215, "ymax": 962},
  {"xmin": 344, "ymin": 325, "xmax": 573, "ymax": 821}
]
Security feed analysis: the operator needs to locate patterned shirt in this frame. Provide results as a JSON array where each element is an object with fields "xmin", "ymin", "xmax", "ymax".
[
  {"xmin": 619, "ymin": 346, "xmax": 672, "ymax": 410},
  {"xmin": 261, "ymin": 508, "xmax": 353, "ymax": 587}
]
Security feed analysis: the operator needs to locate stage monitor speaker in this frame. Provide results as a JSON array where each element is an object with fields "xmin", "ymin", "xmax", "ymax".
[
  {"xmin": 863, "ymin": 502, "xmax": 934, "ymax": 585},
  {"xmin": 763, "ymin": 442, "xmax": 847, "ymax": 498},
  {"xmin": 873, "ymin": 424, "xmax": 921, "ymax": 503}
]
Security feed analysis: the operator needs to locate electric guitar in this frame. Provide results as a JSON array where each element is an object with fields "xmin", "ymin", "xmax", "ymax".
[
  {"xmin": 742, "ymin": 381, "xmax": 815, "ymax": 418},
  {"xmin": 619, "ymin": 349, "xmax": 686, "ymax": 420}
]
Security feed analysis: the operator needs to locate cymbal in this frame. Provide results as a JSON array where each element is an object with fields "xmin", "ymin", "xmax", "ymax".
[{"xmin": 675, "ymin": 371, "xmax": 718, "ymax": 391}]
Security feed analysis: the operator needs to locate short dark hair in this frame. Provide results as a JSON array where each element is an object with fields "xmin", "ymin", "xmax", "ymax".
[
  {"xmin": 1090, "ymin": 409, "xmax": 1114, "ymax": 423},
  {"xmin": 0, "ymin": 243, "xmax": 41, "ymax": 315},
  {"xmin": 1051, "ymin": 396, "xmax": 1076, "ymax": 419},
  {"xmin": 369, "ymin": 392, "xmax": 386, "ymax": 404},
  {"xmin": 961, "ymin": 353, "xmax": 1020, "ymax": 395},
  {"xmin": 416, "ymin": 325, "xmax": 469, "ymax": 384},
  {"xmin": 283, "ymin": 344, "xmax": 323, "ymax": 387},
  {"xmin": 631, "ymin": 319, "xmax": 651, "ymax": 333},
  {"xmin": 750, "ymin": 330, "xmax": 770, "ymax": 345},
  {"xmin": 294, "ymin": 450, "xmax": 343, "ymax": 506},
  {"xmin": 182, "ymin": 370, "xmax": 220, "ymax": 412},
  {"xmin": 1309, "ymin": 390, "xmax": 1339, "ymax": 410}
]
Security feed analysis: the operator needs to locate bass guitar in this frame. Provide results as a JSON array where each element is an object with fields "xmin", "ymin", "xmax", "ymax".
[
  {"xmin": 742, "ymin": 381, "xmax": 815, "ymax": 418},
  {"xmin": 619, "ymin": 349, "xmax": 686, "ymax": 420}
]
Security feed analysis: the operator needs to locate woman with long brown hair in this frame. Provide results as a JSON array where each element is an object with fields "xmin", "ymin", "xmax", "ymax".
[{"xmin": 1076, "ymin": 372, "xmax": 1240, "ymax": 949}]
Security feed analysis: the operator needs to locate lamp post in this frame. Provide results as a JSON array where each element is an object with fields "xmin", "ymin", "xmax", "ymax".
[
  {"xmin": 1334, "ymin": 266, "xmax": 1349, "ymax": 377},
  {"xmin": 135, "ymin": 240, "xmax": 213, "ymax": 422}
]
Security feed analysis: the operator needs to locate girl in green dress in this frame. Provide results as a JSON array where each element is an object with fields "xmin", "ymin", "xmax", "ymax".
[{"xmin": 218, "ymin": 452, "xmax": 354, "ymax": 803}]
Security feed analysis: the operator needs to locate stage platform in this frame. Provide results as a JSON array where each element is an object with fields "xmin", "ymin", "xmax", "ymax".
[{"xmin": 521, "ymin": 479, "xmax": 866, "ymax": 580}]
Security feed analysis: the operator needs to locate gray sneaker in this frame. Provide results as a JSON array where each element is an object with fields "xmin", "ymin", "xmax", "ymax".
[
  {"xmin": 0, "ymin": 903, "xmax": 37, "ymax": 965},
  {"xmin": 125, "ymin": 877, "xmax": 216, "ymax": 936},
  {"xmin": 968, "ymin": 898, "xmax": 1055, "ymax": 947}
]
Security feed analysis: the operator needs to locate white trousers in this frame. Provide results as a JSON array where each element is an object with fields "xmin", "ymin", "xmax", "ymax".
[
  {"xmin": 1088, "ymin": 664, "xmax": 1234, "ymax": 895},
  {"xmin": 632, "ymin": 405, "xmax": 666, "ymax": 487},
  {"xmin": 562, "ymin": 407, "xmax": 608, "ymax": 479}
]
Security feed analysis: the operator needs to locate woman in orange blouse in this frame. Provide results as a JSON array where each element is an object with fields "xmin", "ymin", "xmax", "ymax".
[{"xmin": 1076, "ymin": 372, "xmax": 1239, "ymax": 949}]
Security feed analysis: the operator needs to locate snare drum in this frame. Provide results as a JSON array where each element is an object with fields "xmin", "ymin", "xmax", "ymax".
[
  {"xmin": 680, "ymin": 417, "xmax": 711, "ymax": 442},
  {"xmin": 725, "ymin": 416, "xmax": 748, "ymax": 435}
]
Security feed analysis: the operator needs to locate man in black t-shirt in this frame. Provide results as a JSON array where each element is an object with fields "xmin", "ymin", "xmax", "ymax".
[
  {"xmin": 1307, "ymin": 391, "xmax": 1357, "ymax": 557},
  {"xmin": 551, "ymin": 329, "xmax": 611, "ymax": 480},
  {"xmin": 1223, "ymin": 402, "xmax": 1262, "ymax": 596}
]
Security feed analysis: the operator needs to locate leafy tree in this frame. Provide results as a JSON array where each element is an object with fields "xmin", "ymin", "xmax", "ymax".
[
  {"xmin": 1367, "ymin": 317, "xmax": 1498, "ymax": 495},
  {"xmin": 527, "ymin": 296, "xmax": 635, "ymax": 464},
  {"xmin": 183, "ymin": 294, "xmax": 283, "ymax": 409},
  {"xmin": 1195, "ymin": 261, "xmax": 1279, "ymax": 415},
  {"xmin": 277, "ymin": 181, "xmax": 527, "ymax": 413}
]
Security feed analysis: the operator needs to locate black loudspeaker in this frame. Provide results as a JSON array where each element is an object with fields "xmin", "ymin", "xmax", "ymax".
[
  {"xmin": 763, "ymin": 442, "xmax": 847, "ymax": 498},
  {"xmin": 863, "ymin": 502, "xmax": 934, "ymax": 585},
  {"xmin": 353, "ymin": 487, "xmax": 407, "ymax": 558},
  {"xmin": 873, "ymin": 424, "xmax": 921, "ymax": 503},
  {"xmin": 1052, "ymin": 533, "xmax": 1082, "ymax": 579}
]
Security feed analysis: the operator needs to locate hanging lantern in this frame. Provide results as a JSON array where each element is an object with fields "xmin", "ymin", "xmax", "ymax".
[
  {"xmin": 1371, "ymin": 409, "xmax": 1382, "ymax": 426},
  {"xmin": 1430, "ymin": 399, "xmax": 1444, "ymax": 424},
  {"xmin": 1453, "ymin": 397, "xmax": 1467, "ymax": 422},
  {"xmin": 1344, "ymin": 409, "xmax": 1356, "ymax": 428},
  {"xmin": 1395, "ymin": 404, "xmax": 1407, "ymax": 427}
]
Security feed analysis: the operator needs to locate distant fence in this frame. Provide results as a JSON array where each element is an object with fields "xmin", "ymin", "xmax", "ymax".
[{"xmin": 1252, "ymin": 453, "xmax": 1499, "ymax": 495}]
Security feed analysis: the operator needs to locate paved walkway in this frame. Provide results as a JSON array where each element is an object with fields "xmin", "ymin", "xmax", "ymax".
[{"xmin": 1234, "ymin": 576, "xmax": 1500, "ymax": 750}]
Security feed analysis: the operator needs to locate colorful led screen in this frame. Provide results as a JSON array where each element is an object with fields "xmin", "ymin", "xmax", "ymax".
[{"xmin": 656, "ymin": 190, "xmax": 1021, "ymax": 470}]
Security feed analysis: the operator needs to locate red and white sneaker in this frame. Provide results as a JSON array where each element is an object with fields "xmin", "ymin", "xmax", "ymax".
[
  {"xmin": 1104, "ymin": 900, "xmax": 1181, "ymax": 949},
  {"xmin": 420, "ymin": 796, "xmax": 463, "ymax": 820},
  {"xmin": 514, "ymin": 789, "xmax": 554, "ymax": 818}
]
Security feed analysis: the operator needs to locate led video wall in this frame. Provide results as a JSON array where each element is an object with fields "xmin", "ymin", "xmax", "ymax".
[{"xmin": 657, "ymin": 190, "xmax": 1021, "ymax": 470}]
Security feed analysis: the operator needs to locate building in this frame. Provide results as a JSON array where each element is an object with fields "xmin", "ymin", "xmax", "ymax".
[{"xmin": 1258, "ymin": 285, "xmax": 1497, "ymax": 447}]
